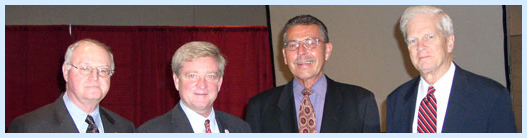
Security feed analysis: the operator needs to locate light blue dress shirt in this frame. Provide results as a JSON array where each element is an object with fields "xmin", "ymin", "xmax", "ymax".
[{"xmin": 63, "ymin": 92, "xmax": 105, "ymax": 133}]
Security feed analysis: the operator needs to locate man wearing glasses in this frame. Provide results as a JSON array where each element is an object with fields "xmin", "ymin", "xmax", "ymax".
[
  {"xmin": 8, "ymin": 39, "xmax": 135, "ymax": 133},
  {"xmin": 246, "ymin": 15, "xmax": 380, "ymax": 133}
]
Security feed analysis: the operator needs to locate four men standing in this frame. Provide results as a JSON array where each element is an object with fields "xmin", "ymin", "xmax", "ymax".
[{"xmin": 7, "ymin": 6, "xmax": 516, "ymax": 133}]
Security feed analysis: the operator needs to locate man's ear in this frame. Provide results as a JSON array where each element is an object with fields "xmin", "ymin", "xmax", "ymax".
[
  {"xmin": 282, "ymin": 48, "xmax": 288, "ymax": 65},
  {"xmin": 324, "ymin": 42, "xmax": 333, "ymax": 60},
  {"xmin": 62, "ymin": 63, "xmax": 69, "ymax": 82},
  {"xmin": 447, "ymin": 35, "xmax": 455, "ymax": 53},
  {"xmin": 217, "ymin": 76, "xmax": 223, "ymax": 92},
  {"xmin": 173, "ymin": 73, "xmax": 179, "ymax": 91}
]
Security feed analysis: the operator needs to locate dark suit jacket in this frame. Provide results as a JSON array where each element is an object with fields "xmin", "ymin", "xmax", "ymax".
[
  {"xmin": 7, "ymin": 94, "xmax": 135, "ymax": 133},
  {"xmin": 137, "ymin": 103, "xmax": 251, "ymax": 133},
  {"xmin": 387, "ymin": 64, "xmax": 517, "ymax": 133},
  {"xmin": 245, "ymin": 76, "xmax": 380, "ymax": 133}
]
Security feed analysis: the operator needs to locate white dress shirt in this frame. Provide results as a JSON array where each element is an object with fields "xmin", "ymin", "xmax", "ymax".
[
  {"xmin": 63, "ymin": 92, "xmax": 105, "ymax": 133},
  {"xmin": 412, "ymin": 62, "xmax": 456, "ymax": 133},
  {"xmin": 180, "ymin": 100, "xmax": 220, "ymax": 133}
]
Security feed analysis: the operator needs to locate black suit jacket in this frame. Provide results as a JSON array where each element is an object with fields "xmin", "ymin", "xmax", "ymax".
[
  {"xmin": 245, "ymin": 76, "xmax": 380, "ymax": 133},
  {"xmin": 137, "ymin": 103, "xmax": 251, "ymax": 133},
  {"xmin": 387, "ymin": 64, "xmax": 517, "ymax": 133},
  {"xmin": 7, "ymin": 94, "xmax": 135, "ymax": 133}
]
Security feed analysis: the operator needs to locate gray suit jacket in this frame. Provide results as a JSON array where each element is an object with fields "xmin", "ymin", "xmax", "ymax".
[
  {"xmin": 137, "ymin": 103, "xmax": 251, "ymax": 133},
  {"xmin": 7, "ymin": 94, "xmax": 135, "ymax": 133}
]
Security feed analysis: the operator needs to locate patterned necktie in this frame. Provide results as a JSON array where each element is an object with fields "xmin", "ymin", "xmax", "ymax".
[
  {"xmin": 85, "ymin": 115, "xmax": 100, "ymax": 133},
  {"xmin": 204, "ymin": 119, "xmax": 212, "ymax": 133},
  {"xmin": 417, "ymin": 86, "xmax": 437, "ymax": 133},
  {"xmin": 298, "ymin": 88, "xmax": 317, "ymax": 133}
]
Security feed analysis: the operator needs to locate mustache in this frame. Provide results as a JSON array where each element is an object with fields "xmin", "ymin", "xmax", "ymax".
[{"xmin": 293, "ymin": 56, "xmax": 316, "ymax": 65}]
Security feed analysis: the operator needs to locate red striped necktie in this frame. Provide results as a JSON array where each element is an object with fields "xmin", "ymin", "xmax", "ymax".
[{"xmin": 417, "ymin": 86, "xmax": 437, "ymax": 133}]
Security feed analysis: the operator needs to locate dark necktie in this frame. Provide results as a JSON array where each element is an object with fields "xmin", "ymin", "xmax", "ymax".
[
  {"xmin": 85, "ymin": 115, "xmax": 100, "ymax": 133},
  {"xmin": 298, "ymin": 88, "xmax": 316, "ymax": 133},
  {"xmin": 204, "ymin": 119, "xmax": 212, "ymax": 133},
  {"xmin": 417, "ymin": 86, "xmax": 437, "ymax": 133}
]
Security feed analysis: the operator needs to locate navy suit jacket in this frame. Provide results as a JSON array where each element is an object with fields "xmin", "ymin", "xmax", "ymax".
[
  {"xmin": 246, "ymin": 76, "xmax": 380, "ymax": 133},
  {"xmin": 7, "ymin": 94, "xmax": 135, "ymax": 133},
  {"xmin": 137, "ymin": 103, "xmax": 251, "ymax": 133},
  {"xmin": 387, "ymin": 65, "xmax": 516, "ymax": 133}
]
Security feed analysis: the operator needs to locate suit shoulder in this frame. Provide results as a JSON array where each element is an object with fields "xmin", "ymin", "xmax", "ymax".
[
  {"xmin": 388, "ymin": 77, "xmax": 419, "ymax": 99},
  {"xmin": 463, "ymin": 70, "xmax": 506, "ymax": 89},
  {"xmin": 248, "ymin": 85, "xmax": 286, "ymax": 102},
  {"xmin": 460, "ymin": 69, "xmax": 508, "ymax": 95},
  {"xmin": 216, "ymin": 110, "xmax": 247, "ymax": 124},
  {"xmin": 332, "ymin": 81, "xmax": 375, "ymax": 97},
  {"xmin": 100, "ymin": 107, "xmax": 135, "ymax": 127},
  {"xmin": 8, "ymin": 103, "xmax": 56, "ymax": 132},
  {"xmin": 216, "ymin": 110, "xmax": 251, "ymax": 133},
  {"xmin": 137, "ymin": 111, "xmax": 172, "ymax": 132}
]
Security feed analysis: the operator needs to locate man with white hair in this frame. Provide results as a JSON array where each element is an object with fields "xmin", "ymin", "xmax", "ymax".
[{"xmin": 387, "ymin": 6, "xmax": 516, "ymax": 133}]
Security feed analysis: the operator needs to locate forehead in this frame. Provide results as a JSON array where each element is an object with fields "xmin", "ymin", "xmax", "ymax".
[
  {"xmin": 406, "ymin": 15, "xmax": 439, "ymax": 34},
  {"xmin": 71, "ymin": 42, "xmax": 110, "ymax": 64},
  {"xmin": 180, "ymin": 56, "xmax": 219, "ymax": 73},
  {"xmin": 286, "ymin": 24, "xmax": 321, "ymax": 40}
]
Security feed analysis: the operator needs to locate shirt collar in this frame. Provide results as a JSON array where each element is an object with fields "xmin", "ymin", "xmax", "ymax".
[
  {"xmin": 63, "ymin": 92, "xmax": 103, "ymax": 133},
  {"xmin": 419, "ymin": 62, "xmax": 456, "ymax": 96},
  {"xmin": 179, "ymin": 100, "xmax": 217, "ymax": 133},
  {"xmin": 293, "ymin": 74, "xmax": 327, "ymax": 96}
]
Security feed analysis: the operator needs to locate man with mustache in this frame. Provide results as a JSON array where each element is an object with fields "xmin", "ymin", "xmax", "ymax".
[
  {"xmin": 387, "ymin": 6, "xmax": 516, "ymax": 133},
  {"xmin": 246, "ymin": 15, "xmax": 380, "ymax": 133}
]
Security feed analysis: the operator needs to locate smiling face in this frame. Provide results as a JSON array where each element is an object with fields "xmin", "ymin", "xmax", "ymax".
[
  {"xmin": 173, "ymin": 56, "xmax": 223, "ymax": 117},
  {"xmin": 282, "ymin": 24, "xmax": 332, "ymax": 83},
  {"xmin": 406, "ymin": 15, "xmax": 454, "ymax": 76},
  {"xmin": 63, "ymin": 42, "xmax": 112, "ymax": 106}
]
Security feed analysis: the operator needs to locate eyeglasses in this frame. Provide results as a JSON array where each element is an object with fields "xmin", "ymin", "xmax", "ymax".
[
  {"xmin": 283, "ymin": 37, "xmax": 324, "ymax": 51},
  {"xmin": 69, "ymin": 64, "xmax": 114, "ymax": 78}
]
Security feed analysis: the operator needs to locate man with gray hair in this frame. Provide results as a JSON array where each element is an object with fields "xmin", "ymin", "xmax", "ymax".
[
  {"xmin": 246, "ymin": 14, "xmax": 380, "ymax": 133},
  {"xmin": 387, "ymin": 6, "xmax": 516, "ymax": 133},
  {"xmin": 8, "ymin": 39, "xmax": 135, "ymax": 133},
  {"xmin": 137, "ymin": 41, "xmax": 251, "ymax": 133}
]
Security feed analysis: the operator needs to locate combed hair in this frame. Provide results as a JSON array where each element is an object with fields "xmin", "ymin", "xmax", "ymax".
[
  {"xmin": 282, "ymin": 14, "xmax": 329, "ymax": 47},
  {"xmin": 171, "ymin": 41, "xmax": 227, "ymax": 77},
  {"xmin": 399, "ymin": 5, "xmax": 454, "ymax": 42},
  {"xmin": 64, "ymin": 39, "xmax": 115, "ymax": 71}
]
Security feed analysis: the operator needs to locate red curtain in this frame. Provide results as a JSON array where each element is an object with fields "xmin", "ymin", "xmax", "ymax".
[{"xmin": 5, "ymin": 25, "xmax": 274, "ymax": 130}]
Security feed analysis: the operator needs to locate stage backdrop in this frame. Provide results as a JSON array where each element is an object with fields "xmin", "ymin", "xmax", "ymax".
[{"xmin": 5, "ymin": 25, "xmax": 274, "ymax": 130}]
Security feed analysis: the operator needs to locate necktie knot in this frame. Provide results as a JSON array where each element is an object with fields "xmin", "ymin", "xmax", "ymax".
[
  {"xmin": 302, "ymin": 88, "xmax": 314, "ymax": 96},
  {"xmin": 85, "ymin": 115, "xmax": 100, "ymax": 133},
  {"xmin": 427, "ymin": 86, "xmax": 436, "ymax": 95}
]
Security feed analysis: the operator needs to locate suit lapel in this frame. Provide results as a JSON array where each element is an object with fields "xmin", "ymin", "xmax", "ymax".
[
  {"xmin": 52, "ymin": 95, "xmax": 79, "ymax": 133},
  {"xmin": 100, "ymin": 107, "xmax": 117, "ymax": 133},
  {"xmin": 215, "ymin": 111, "xmax": 226, "ymax": 133},
  {"xmin": 401, "ymin": 78, "xmax": 420, "ymax": 133},
  {"xmin": 319, "ymin": 78, "xmax": 341, "ymax": 133},
  {"xmin": 171, "ymin": 104, "xmax": 194, "ymax": 133},
  {"xmin": 442, "ymin": 65, "xmax": 472, "ymax": 133},
  {"xmin": 277, "ymin": 80, "xmax": 299, "ymax": 133}
]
